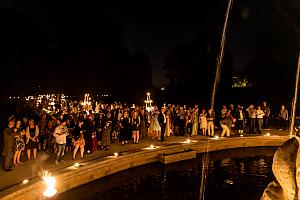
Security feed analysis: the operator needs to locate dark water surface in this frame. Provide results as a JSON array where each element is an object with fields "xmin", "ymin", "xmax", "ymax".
[{"xmin": 58, "ymin": 147, "xmax": 277, "ymax": 200}]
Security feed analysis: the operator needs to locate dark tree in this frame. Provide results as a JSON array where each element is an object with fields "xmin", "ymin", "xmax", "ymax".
[{"xmin": 163, "ymin": 30, "xmax": 233, "ymax": 106}]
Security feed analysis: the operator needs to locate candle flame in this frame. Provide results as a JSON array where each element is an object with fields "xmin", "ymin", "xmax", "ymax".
[{"xmin": 43, "ymin": 175, "xmax": 57, "ymax": 197}]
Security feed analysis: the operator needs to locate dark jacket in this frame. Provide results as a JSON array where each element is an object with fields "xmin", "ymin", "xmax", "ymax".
[
  {"xmin": 2, "ymin": 126, "xmax": 18, "ymax": 156},
  {"xmin": 158, "ymin": 112, "xmax": 166, "ymax": 126}
]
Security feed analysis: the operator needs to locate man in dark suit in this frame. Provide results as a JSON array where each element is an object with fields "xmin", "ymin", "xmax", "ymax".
[
  {"xmin": 2, "ymin": 116, "xmax": 24, "ymax": 171},
  {"xmin": 158, "ymin": 107, "xmax": 166, "ymax": 142}
]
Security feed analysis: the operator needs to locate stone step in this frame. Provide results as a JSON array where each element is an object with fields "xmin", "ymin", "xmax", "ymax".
[{"xmin": 157, "ymin": 150, "xmax": 197, "ymax": 164}]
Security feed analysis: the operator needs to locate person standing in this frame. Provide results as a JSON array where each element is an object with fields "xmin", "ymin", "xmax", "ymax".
[
  {"xmin": 25, "ymin": 119, "xmax": 39, "ymax": 160},
  {"xmin": 158, "ymin": 107, "xmax": 167, "ymax": 142},
  {"xmin": 131, "ymin": 111, "xmax": 140, "ymax": 144},
  {"xmin": 152, "ymin": 110, "xmax": 161, "ymax": 139},
  {"xmin": 72, "ymin": 119, "xmax": 85, "ymax": 160},
  {"xmin": 261, "ymin": 101, "xmax": 271, "ymax": 130},
  {"xmin": 191, "ymin": 108, "xmax": 199, "ymax": 136},
  {"xmin": 13, "ymin": 119, "xmax": 25, "ymax": 166},
  {"xmin": 246, "ymin": 105, "xmax": 257, "ymax": 134},
  {"xmin": 256, "ymin": 106, "xmax": 265, "ymax": 134},
  {"xmin": 53, "ymin": 118, "xmax": 68, "ymax": 165},
  {"xmin": 83, "ymin": 114, "xmax": 94, "ymax": 154},
  {"xmin": 38, "ymin": 113, "xmax": 48, "ymax": 151},
  {"xmin": 207, "ymin": 108, "xmax": 215, "ymax": 137},
  {"xmin": 101, "ymin": 121, "xmax": 111, "ymax": 150},
  {"xmin": 120, "ymin": 111, "xmax": 131, "ymax": 145},
  {"xmin": 139, "ymin": 109, "xmax": 148, "ymax": 138},
  {"xmin": 278, "ymin": 105, "xmax": 288, "ymax": 130},
  {"xmin": 179, "ymin": 107, "xmax": 186, "ymax": 136},
  {"xmin": 2, "ymin": 116, "xmax": 24, "ymax": 171},
  {"xmin": 236, "ymin": 106, "xmax": 246, "ymax": 135},
  {"xmin": 165, "ymin": 109, "xmax": 172, "ymax": 137},
  {"xmin": 199, "ymin": 109, "xmax": 208, "ymax": 136}
]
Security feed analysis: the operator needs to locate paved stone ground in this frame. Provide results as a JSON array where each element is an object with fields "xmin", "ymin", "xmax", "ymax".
[{"xmin": 0, "ymin": 127, "xmax": 291, "ymax": 191}]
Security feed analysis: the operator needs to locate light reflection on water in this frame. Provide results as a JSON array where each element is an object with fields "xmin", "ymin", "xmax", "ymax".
[{"xmin": 58, "ymin": 147, "xmax": 277, "ymax": 200}]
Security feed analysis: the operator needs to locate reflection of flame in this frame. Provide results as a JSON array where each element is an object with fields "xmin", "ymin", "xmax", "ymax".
[
  {"xmin": 113, "ymin": 153, "xmax": 119, "ymax": 158},
  {"xmin": 265, "ymin": 133, "xmax": 271, "ymax": 136},
  {"xmin": 43, "ymin": 175, "xmax": 57, "ymax": 197},
  {"xmin": 150, "ymin": 145, "xmax": 154, "ymax": 149}
]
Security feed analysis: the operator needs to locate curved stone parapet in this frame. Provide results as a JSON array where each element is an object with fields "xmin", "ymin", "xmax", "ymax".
[{"xmin": 0, "ymin": 135, "xmax": 290, "ymax": 200}]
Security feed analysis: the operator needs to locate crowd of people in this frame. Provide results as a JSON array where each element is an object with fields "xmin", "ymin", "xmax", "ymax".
[{"xmin": 1, "ymin": 97, "xmax": 290, "ymax": 172}]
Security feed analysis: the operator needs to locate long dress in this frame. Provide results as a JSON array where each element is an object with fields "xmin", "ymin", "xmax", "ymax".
[
  {"xmin": 165, "ymin": 114, "xmax": 171, "ymax": 137},
  {"xmin": 153, "ymin": 115, "xmax": 161, "ymax": 132},
  {"xmin": 101, "ymin": 126, "xmax": 111, "ymax": 147},
  {"xmin": 152, "ymin": 114, "xmax": 161, "ymax": 139},
  {"xmin": 192, "ymin": 113, "xmax": 199, "ymax": 136},
  {"xmin": 120, "ymin": 117, "xmax": 131, "ymax": 142},
  {"xmin": 139, "ymin": 113, "xmax": 147, "ymax": 137},
  {"xmin": 199, "ymin": 113, "xmax": 207, "ymax": 129},
  {"xmin": 148, "ymin": 113, "xmax": 154, "ymax": 137}
]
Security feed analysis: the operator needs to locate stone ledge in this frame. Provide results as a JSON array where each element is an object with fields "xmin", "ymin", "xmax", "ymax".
[{"xmin": 0, "ymin": 135, "xmax": 290, "ymax": 200}]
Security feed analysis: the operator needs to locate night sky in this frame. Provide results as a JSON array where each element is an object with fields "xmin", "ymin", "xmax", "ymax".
[
  {"xmin": 0, "ymin": 0, "xmax": 299, "ymax": 104},
  {"xmin": 103, "ymin": 0, "xmax": 299, "ymax": 86}
]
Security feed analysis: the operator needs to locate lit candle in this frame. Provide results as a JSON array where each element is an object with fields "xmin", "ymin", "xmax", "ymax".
[{"xmin": 73, "ymin": 163, "xmax": 80, "ymax": 167}]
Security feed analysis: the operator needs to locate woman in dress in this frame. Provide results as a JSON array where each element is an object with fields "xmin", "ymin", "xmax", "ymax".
[
  {"xmin": 165, "ymin": 109, "xmax": 171, "ymax": 137},
  {"xmin": 72, "ymin": 119, "xmax": 85, "ymax": 160},
  {"xmin": 186, "ymin": 110, "xmax": 193, "ymax": 136},
  {"xmin": 199, "ymin": 109, "xmax": 208, "ymax": 136},
  {"xmin": 152, "ymin": 110, "xmax": 161, "ymax": 139},
  {"xmin": 13, "ymin": 119, "xmax": 25, "ymax": 166},
  {"xmin": 139, "ymin": 109, "xmax": 148, "ymax": 138},
  {"xmin": 192, "ymin": 108, "xmax": 199, "ymax": 136},
  {"xmin": 148, "ymin": 111, "xmax": 154, "ymax": 138},
  {"xmin": 101, "ymin": 121, "xmax": 111, "ymax": 150},
  {"xmin": 25, "ymin": 119, "xmax": 39, "ymax": 160},
  {"xmin": 120, "ymin": 111, "xmax": 131, "ymax": 145},
  {"xmin": 131, "ymin": 111, "xmax": 141, "ymax": 144}
]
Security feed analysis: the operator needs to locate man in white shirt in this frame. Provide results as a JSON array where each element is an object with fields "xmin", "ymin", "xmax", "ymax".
[
  {"xmin": 53, "ymin": 118, "xmax": 69, "ymax": 165},
  {"xmin": 256, "ymin": 106, "xmax": 265, "ymax": 134},
  {"xmin": 246, "ymin": 105, "xmax": 257, "ymax": 134}
]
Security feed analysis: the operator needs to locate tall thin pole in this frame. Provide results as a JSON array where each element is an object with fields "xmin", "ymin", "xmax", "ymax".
[
  {"xmin": 290, "ymin": 52, "xmax": 300, "ymax": 136},
  {"xmin": 210, "ymin": 0, "xmax": 233, "ymax": 109},
  {"xmin": 200, "ymin": 1, "xmax": 233, "ymax": 199}
]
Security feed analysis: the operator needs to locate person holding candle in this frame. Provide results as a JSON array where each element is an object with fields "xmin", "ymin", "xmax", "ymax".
[{"xmin": 53, "ymin": 118, "xmax": 69, "ymax": 165}]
